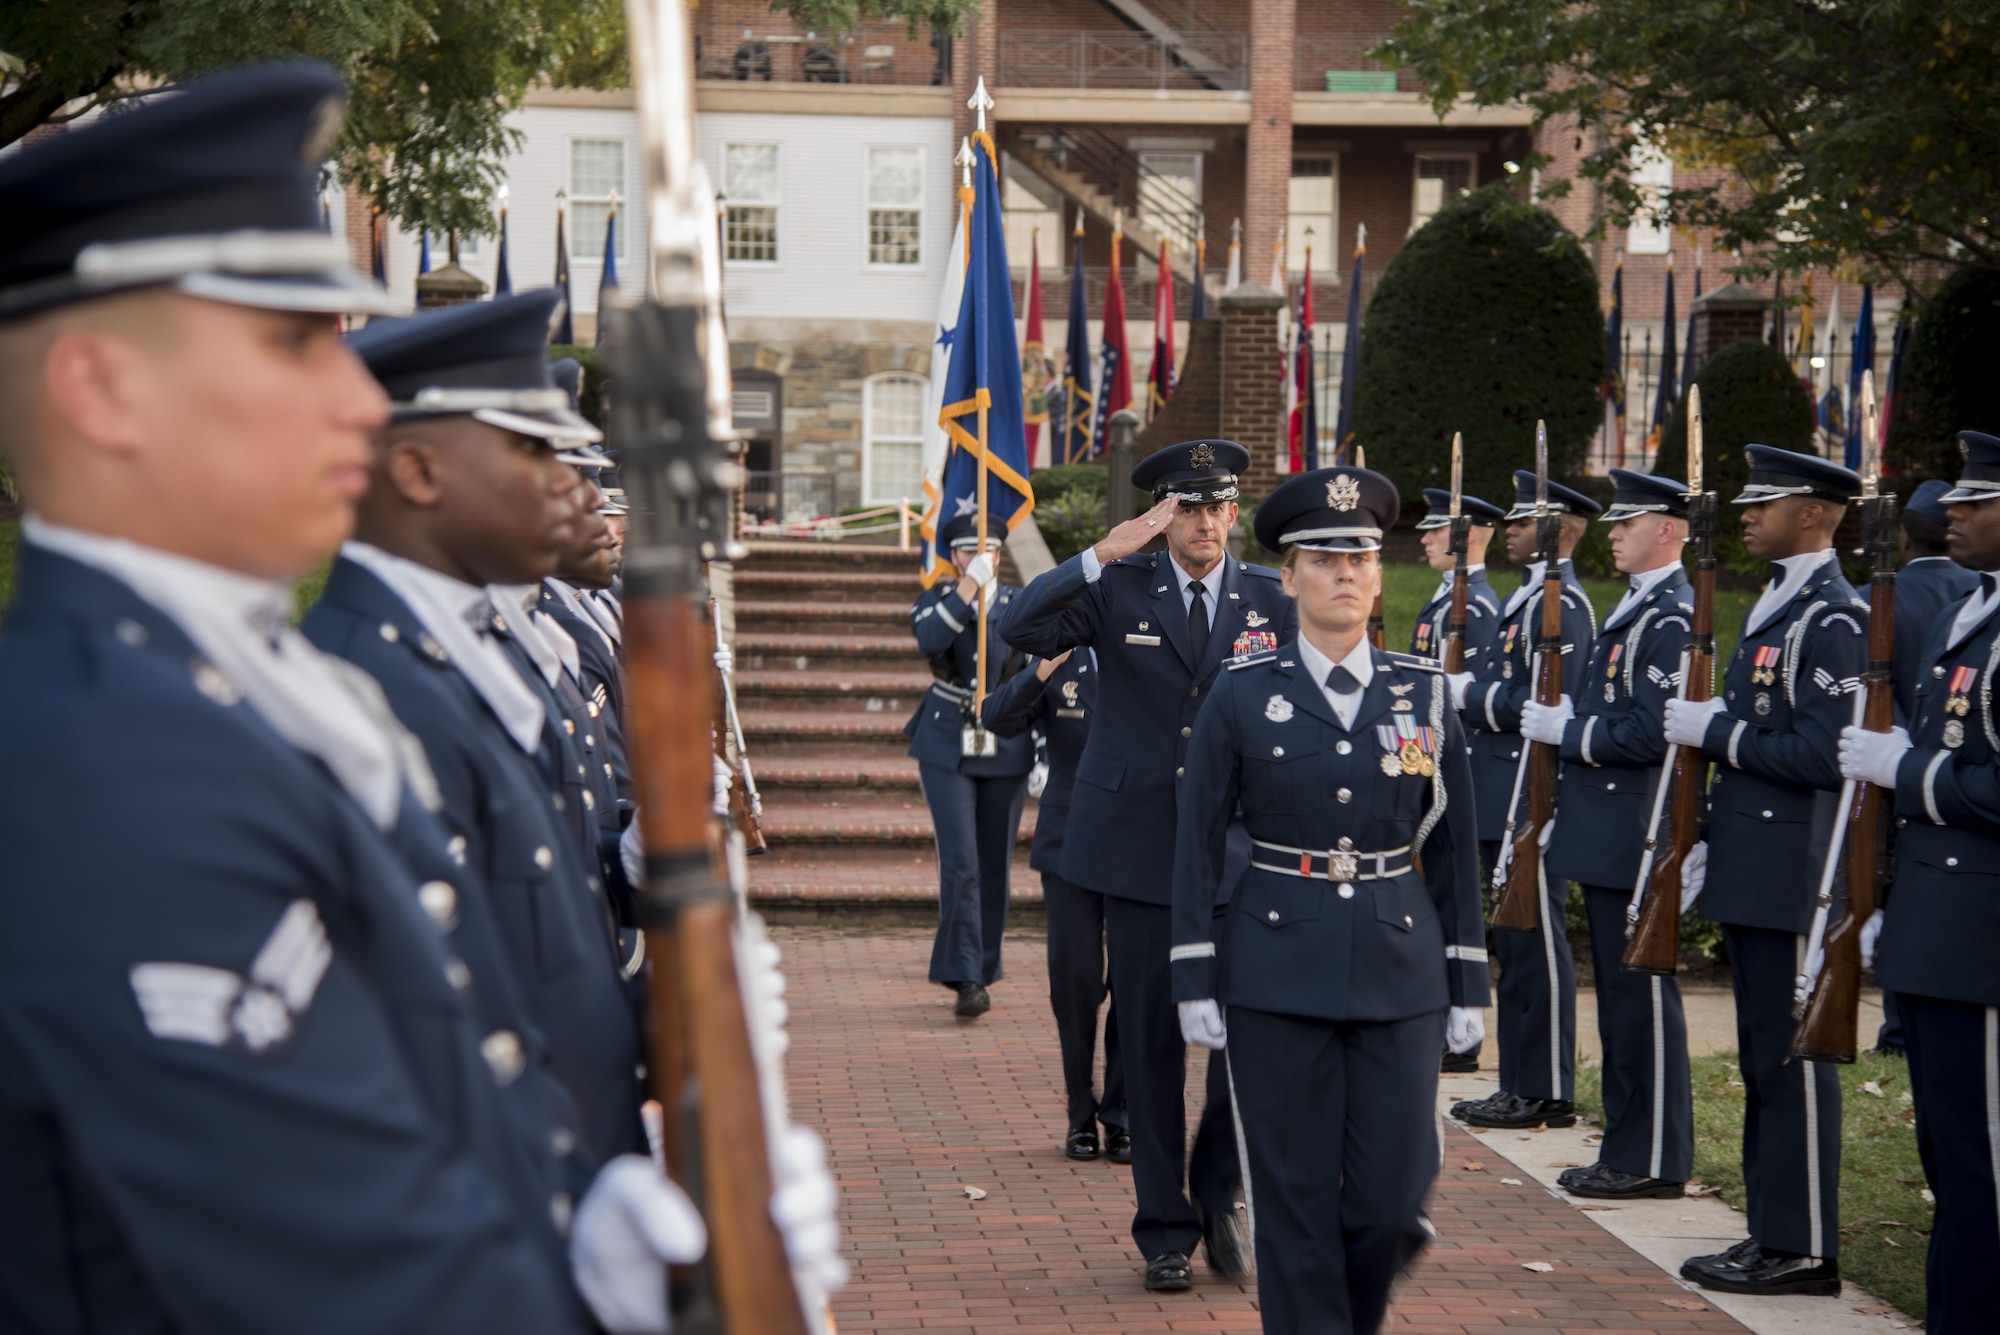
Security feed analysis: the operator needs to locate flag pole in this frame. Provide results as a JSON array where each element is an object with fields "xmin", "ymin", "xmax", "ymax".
[{"xmin": 969, "ymin": 81, "xmax": 994, "ymax": 749}]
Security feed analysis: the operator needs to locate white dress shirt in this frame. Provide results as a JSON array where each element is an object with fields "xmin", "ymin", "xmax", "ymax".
[
  {"xmin": 1945, "ymin": 570, "xmax": 2000, "ymax": 650},
  {"xmin": 1746, "ymin": 550, "xmax": 1834, "ymax": 636},
  {"xmin": 1503, "ymin": 560, "xmax": 1564, "ymax": 618},
  {"xmin": 1081, "ymin": 544, "xmax": 1226, "ymax": 617},
  {"xmin": 1293, "ymin": 633, "xmax": 1375, "ymax": 730},
  {"xmin": 548, "ymin": 575, "xmax": 619, "ymax": 652},
  {"xmin": 29, "ymin": 518, "xmax": 406, "ymax": 826},
  {"xmin": 1604, "ymin": 560, "xmax": 1683, "ymax": 630},
  {"xmin": 490, "ymin": 584, "xmax": 564, "ymax": 690},
  {"xmin": 343, "ymin": 542, "xmax": 546, "ymax": 754},
  {"xmin": 1427, "ymin": 563, "xmax": 1486, "ymax": 608}
]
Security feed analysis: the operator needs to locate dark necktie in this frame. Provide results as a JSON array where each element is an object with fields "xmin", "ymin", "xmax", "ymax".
[
  {"xmin": 1983, "ymin": 574, "xmax": 1997, "ymax": 600},
  {"xmin": 1768, "ymin": 563, "xmax": 1786, "ymax": 590},
  {"xmin": 1324, "ymin": 665, "xmax": 1361, "ymax": 696},
  {"xmin": 1187, "ymin": 581, "xmax": 1210, "ymax": 659}
]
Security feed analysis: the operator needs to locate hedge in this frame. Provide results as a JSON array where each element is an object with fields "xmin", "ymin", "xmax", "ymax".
[
  {"xmin": 1887, "ymin": 266, "xmax": 2000, "ymax": 481},
  {"xmin": 1353, "ymin": 182, "xmax": 1603, "ymax": 507},
  {"xmin": 548, "ymin": 344, "xmax": 608, "ymax": 430}
]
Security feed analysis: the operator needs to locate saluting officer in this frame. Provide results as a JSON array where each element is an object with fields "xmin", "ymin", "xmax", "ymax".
[
  {"xmin": 1171, "ymin": 466, "xmax": 1489, "ymax": 1335},
  {"xmin": 1410, "ymin": 487, "xmax": 1505, "ymax": 668},
  {"xmin": 1664, "ymin": 445, "xmax": 1865, "ymax": 1297},
  {"xmin": 1449, "ymin": 472, "xmax": 1600, "ymax": 1130},
  {"xmin": 304, "ymin": 293, "xmax": 647, "ymax": 1162},
  {"xmin": 0, "ymin": 65, "xmax": 715, "ymax": 1330},
  {"xmin": 1837, "ymin": 430, "xmax": 2000, "ymax": 1332},
  {"xmin": 1524, "ymin": 470, "xmax": 1696, "ymax": 1198},
  {"xmin": 1001, "ymin": 439, "xmax": 1294, "ymax": 1291},
  {"xmin": 982, "ymin": 648, "xmax": 1131, "ymax": 1164},
  {"xmin": 907, "ymin": 512, "xmax": 1034, "ymax": 1018}
]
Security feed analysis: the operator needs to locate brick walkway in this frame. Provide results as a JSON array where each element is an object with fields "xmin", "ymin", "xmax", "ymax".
[{"xmin": 778, "ymin": 922, "xmax": 1750, "ymax": 1335}]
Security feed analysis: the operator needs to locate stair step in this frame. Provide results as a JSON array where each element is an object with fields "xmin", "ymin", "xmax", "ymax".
[
  {"xmin": 735, "ymin": 669, "xmax": 933, "ymax": 713},
  {"xmin": 755, "ymin": 757, "xmax": 924, "ymax": 790},
  {"xmin": 734, "ymin": 569, "xmax": 917, "ymax": 602},
  {"xmin": 761, "ymin": 803, "xmax": 1034, "ymax": 849},
  {"xmin": 734, "ymin": 599, "xmax": 910, "ymax": 628},
  {"xmin": 734, "ymin": 542, "xmax": 918, "ymax": 573},
  {"xmin": 741, "ymin": 709, "xmax": 911, "ymax": 757},
  {"xmin": 736, "ymin": 633, "xmax": 914, "ymax": 672},
  {"xmin": 747, "ymin": 851, "xmax": 1040, "ymax": 904}
]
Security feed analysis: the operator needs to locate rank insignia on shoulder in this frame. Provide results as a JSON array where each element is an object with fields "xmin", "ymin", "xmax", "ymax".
[
  {"xmin": 129, "ymin": 900, "xmax": 332, "ymax": 1054},
  {"xmin": 1227, "ymin": 651, "xmax": 1278, "ymax": 671},
  {"xmin": 1265, "ymin": 694, "xmax": 1295, "ymax": 722}
]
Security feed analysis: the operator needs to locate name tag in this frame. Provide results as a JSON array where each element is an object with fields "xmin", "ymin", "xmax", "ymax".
[
  {"xmin": 1056, "ymin": 708, "xmax": 1087, "ymax": 719},
  {"xmin": 1125, "ymin": 634, "xmax": 1162, "ymax": 646}
]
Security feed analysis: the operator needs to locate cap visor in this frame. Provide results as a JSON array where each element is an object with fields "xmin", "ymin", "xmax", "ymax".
[
  {"xmin": 471, "ymin": 406, "xmax": 604, "ymax": 444},
  {"xmin": 1938, "ymin": 485, "xmax": 2000, "ymax": 504},
  {"xmin": 177, "ymin": 269, "xmax": 403, "ymax": 317}
]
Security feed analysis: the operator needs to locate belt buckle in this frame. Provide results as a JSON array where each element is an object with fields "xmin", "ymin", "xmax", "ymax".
[{"xmin": 1326, "ymin": 849, "xmax": 1358, "ymax": 882}]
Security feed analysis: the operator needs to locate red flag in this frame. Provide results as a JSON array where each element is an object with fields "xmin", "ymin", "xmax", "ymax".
[
  {"xmin": 1287, "ymin": 249, "xmax": 1316, "ymax": 471},
  {"xmin": 1022, "ymin": 229, "xmax": 1051, "ymax": 467},
  {"xmin": 1148, "ymin": 237, "xmax": 1176, "ymax": 418},
  {"xmin": 1096, "ymin": 222, "xmax": 1132, "ymax": 451}
]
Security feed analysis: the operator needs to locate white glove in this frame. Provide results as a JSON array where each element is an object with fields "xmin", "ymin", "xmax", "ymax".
[
  {"xmin": 619, "ymin": 818, "xmax": 645, "ymax": 886},
  {"xmin": 1491, "ymin": 836, "xmax": 1513, "ymax": 892},
  {"xmin": 747, "ymin": 936, "xmax": 790, "ymax": 1054},
  {"xmin": 1663, "ymin": 696, "xmax": 1727, "ymax": 747},
  {"xmin": 1839, "ymin": 724, "xmax": 1912, "ymax": 790},
  {"xmin": 770, "ymin": 1125, "xmax": 849, "ymax": 1293},
  {"xmin": 712, "ymin": 754, "xmax": 733, "ymax": 817},
  {"xmin": 1519, "ymin": 696, "xmax": 1574, "ymax": 747},
  {"xmin": 1860, "ymin": 907, "xmax": 1886, "ymax": 970},
  {"xmin": 1446, "ymin": 671, "xmax": 1475, "ymax": 710},
  {"xmin": 1679, "ymin": 840, "xmax": 1707, "ymax": 913},
  {"xmin": 962, "ymin": 552, "xmax": 997, "ymax": 591},
  {"xmin": 1539, "ymin": 817, "xmax": 1555, "ymax": 852},
  {"xmin": 1026, "ymin": 759, "xmax": 1050, "ymax": 799},
  {"xmin": 572, "ymin": 1155, "xmax": 709, "ymax": 1334},
  {"xmin": 1446, "ymin": 1006, "xmax": 1485, "ymax": 1055},
  {"xmin": 1179, "ymin": 999, "xmax": 1227, "ymax": 1050},
  {"xmin": 713, "ymin": 642, "xmax": 734, "ymax": 678}
]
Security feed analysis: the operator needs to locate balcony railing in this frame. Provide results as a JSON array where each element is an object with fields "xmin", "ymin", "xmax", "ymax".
[
  {"xmin": 1293, "ymin": 33, "xmax": 1416, "ymax": 94},
  {"xmin": 998, "ymin": 32, "xmax": 1247, "ymax": 92},
  {"xmin": 695, "ymin": 23, "xmax": 951, "ymax": 86}
]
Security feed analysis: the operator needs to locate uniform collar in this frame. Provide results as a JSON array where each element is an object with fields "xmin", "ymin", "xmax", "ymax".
[
  {"xmin": 1746, "ymin": 549, "xmax": 1836, "ymax": 636},
  {"xmin": 1171, "ymin": 553, "xmax": 1227, "ymax": 602},
  {"xmin": 1294, "ymin": 631, "xmax": 1375, "ymax": 697}
]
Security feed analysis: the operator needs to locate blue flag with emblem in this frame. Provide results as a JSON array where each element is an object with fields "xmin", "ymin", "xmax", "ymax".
[
  {"xmin": 1061, "ymin": 225, "xmax": 1094, "ymax": 465},
  {"xmin": 937, "ymin": 131, "xmax": 1034, "ymax": 543},
  {"xmin": 595, "ymin": 205, "xmax": 618, "ymax": 347}
]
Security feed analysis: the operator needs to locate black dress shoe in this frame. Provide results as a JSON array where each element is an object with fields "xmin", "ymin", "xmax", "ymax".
[
  {"xmin": 1680, "ymin": 1237, "xmax": 1761, "ymax": 1275},
  {"xmin": 1104, "ymin": 1124, "xmax": 1132, "ymax": 1164},
  {"xmin": 1450, "ymin": 1090, "xmax": 1520, "ymax": 1121},
  {"xmin": 1682, "ymin": 1244, "xmax": 1839, "ymax": 1297},
  {"xmin": 1199, "ymin": 1205, "xmax": 1250, "ymax": 1281},
  {"xmin": 1441, "ymin": 1048, "xmax": 1480, "ymax": 1073},
  {"xmin": 953, "ymin": 982, "xmax": 990, "ymax": 1018},
  {"xmin": 1064, "ymin": 1128, "xmax": 1100, "ymax": 1161},
  {"xmin": 1143, "ymin": 1250, "xmax": 1195, "ymax": 1291},
  {"xmin": 1458, "ymin": 1095, "xmax": 1576, "ymax": 1129},
  {"xmin": 1559, "ymin": 1162, "xmax": 1685, "ymax": 1199}
]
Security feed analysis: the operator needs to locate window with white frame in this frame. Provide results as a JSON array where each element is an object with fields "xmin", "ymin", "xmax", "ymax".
[
  {"xmin": 1138, "ymin": 152, "xmax": 1202, "ymax": 255},
  {"xmin": 423, "ymin": 230, "xmax": 481, "ymax": 259},
  {"xmin": 866, "ymin": 146, "xmax": 924, "ymax": 268},
  {"xmin": 863, "ymin": 373, "xmax": 928, "ymax": 504},
  {"xmin": 569, "ymin": 139, "xmax": 627, "ymax": 263},
  {"xmin": 1624, "ymin": 146, "xmax": 1674, "ymax": 254},
  {"xmin": 1003, "ymin": 174, "xmax": 1063, "ymax": 271},
  {"xmin": 1287, "ymin": 156, "xmax": 1339, "ymax": 275},
  {"xmin": 1412, "ymin": 154, "xmax": 1476, "ymax": 231},
  {"xmin": 722, "ymin": 143, "xmax": 780, "ymax": 264}
]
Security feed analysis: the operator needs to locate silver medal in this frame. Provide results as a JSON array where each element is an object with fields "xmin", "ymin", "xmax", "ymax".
[
  {"xmin": 1754, "ymin": 692, "xmax": 1772, "ymax": 716},
  {"xmin": 1944, "ymin": 718, "xmax": 1965, "ymax": 749},
  {"xmin": 1604, "ymin": 682, "xmax": 1617, "ymax": 703}
]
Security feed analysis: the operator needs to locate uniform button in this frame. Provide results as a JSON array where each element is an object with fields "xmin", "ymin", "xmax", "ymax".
[
  {"xmin": 1404, "ymin": 914, "xmax": 1413, "ymax": 927},
  {"xmin": 1267, "ymin": 909, "xmax": 1280, "ymax": 922},
  {"xmin": 1182, "ymin": 726, "xmax": 1192, "ymax": 739},
  {"xmin": 584, "ymin": 789, "xmax": 597, "ymax": 811},
  {"xmin": 418, "ymin": 880, "xmax": 458, "ymax": 928},
  {"xmin": 1761, "ymin": 810, "xmax": 1773, "ymax": 819},
  {"xmin": 1272, "ymin": 746, "xmax": 1285, "ymax": 757},
  {"xmin": 1934, "ymin": 665, "xmax": 1948, "ymax": 678},
  {"xmin": 563, "ymin": 718, "xmax": 576, "ymax": 735},
  {"xmin": 551, "ymin": 1125, "xmax": 577, "ymax": 1156},
  {"xmin": 584, "ymin": 734, "xmax": 596, "ymax": 748},
  {"xmin": 605, "ymin": 763, "xmax": 615, "ymax": 777},
  {"xmin": 1947, "ymin": 856, "xmax": 1960, "ymax": 867},
  {"xmin": 1337, "ymin": 883, "xmax": 1355, "ymax": 899},
  {"xmin": 481, "ymin": 1030, "xmax": 525, "ymax": 1084},
  {"xmin": 1509, "ymin": 750, "xmax": 1520, "ymax": 760},
  {"xmin": 446, "ymin": 834, "xmax": 468, "ymax": 866},
  {"xmin": 115, "ymin": 618, "xmax": 148, "ymax": 646},
  {"xmin": 1728, "ymin": 691, "xmax": 1736, "ymax": 701},
  {"xmin": 444, "ymin": 958, "xmax": 472, "ymax": 990},
  {"xmin": 1175, "ymin": 767, "xmax": 1185, "ymax": 779},
  {"xmin": 378, "ymin": 622, "xmax": 400, "ymax": 643},
  {"xmin": 1606, "ymin": 782, "xmax": 1616, "ymax": 792},
  {"xmin": 1337, "ymin": 788, "xmax": 1352, "ymax": 803},
  {"xmin": 1897, "ymin": 817, "xmax": 1908, "ymax": 829},
  {"xmin": 535, "ymin": 846, "xmax": 554, "ymax": 870},
  {"xmin": 550, "ymin": 1192, "xmax": 574, "ymax": 1234},
  {"xmin": 1190, "ymin": 687, "xmax": 1200, "ymax": 698},
  {"xmin": 553, "ymin": 793, "xmax": 566, "ymax": 812},
  {"xmin": 1336, "ymin": 741, "xmax": 1352, "ymax": 755},
  {"xmin": 577, "ymin": 764, "xmax": 588, "ymax": 777}
]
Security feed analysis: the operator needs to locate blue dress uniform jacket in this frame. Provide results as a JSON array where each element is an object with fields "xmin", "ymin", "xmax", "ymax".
[
  {"xmin": 1546, "ymin": 568, "xmax": 1694, "ymax": 890},
  {"xmin": 1698, "ymin": 555, "xmax": 1867, "ymax": 934},
  {"xmin": 1461, "ymin": 562, "xmax": 1598, "ymax": 842},
  {"xmin": 980, "ymin": 651, "xmax": 1094, "ymax": 869},
  {"xmin": 304, "ymin": 558, "xmax": 645, "ymax": 1162},
  {"xmin": 541, "ymin": 585, "xmax": 633, "ymax": 816},
  {"xmin": 1170, "ymin": 646, "xmax": 1490, "ymax": 1019},
  {"xmin": 1877, "ymin": 557, "xmax": 1979, "ymax": 725},
  {"xmin": 0, "ymin": 547, "xmax": 583, "ymax": 1333},
  {"xmin": 1410, "ymin": 568, "xmax": 1500, "ymax": 668},
  {"xmin": 999, "ymin": 551, "xmax": 1297, "ymax": 903},
  {"xmin": 907, "ymin": 579, "xmax": 1035, "ymax": 777}
]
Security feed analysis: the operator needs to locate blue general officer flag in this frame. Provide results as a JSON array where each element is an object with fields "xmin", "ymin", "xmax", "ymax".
[{"xmin": 937, "ymin": 132, "xmax": 1034, "ymax": 544}]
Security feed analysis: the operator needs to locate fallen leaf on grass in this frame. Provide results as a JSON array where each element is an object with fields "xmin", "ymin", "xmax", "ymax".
[
  {"xmin": 1662, "ymin": 1298, "xmax": 1708, "ymax": 1311},
  {"xmin": 1728, "ymin": 1080, "xmax": 1745, "ymax": 1088},
  {"xmin": 1500, "ymin": 1178, "xmax": 1523, "ymax": 1186},
  {"xmin": 1900, "ymin": 1091, "xmax": 1914, "ymax": 1104},
  {"xmin": 1882, "ymin": 1235, "xmax": 1900, "ymax": 1247},
  {"xmin": 1862, "ymin": 1081, "xmax": 1885, "ymax": 1097},
  {"xmin": 1854, "ymin": 1306, "xmax": 1896, "ymax": 1316},
  {"xmin": 1461, "ymin": 1161, "xmax": 1486, "ymax": 1172},
  {"xmin": 1576, "ymin": 1205, "xmax": 1620, "ymax": 1212},
  {"xmin": 1878, "ymin": 1219, "xmax": 1908, "ymax": 1227},
  {"xmin": 1685, "ymin": 1183, "xmax": 1716, "ymax": 1197},
  {"xmin": 1581, "ymin": 1133, "xmax": 1605, "ymax": 1144},
  {"xmin": 1521, "ymin": 1261, "xmax": 1555, "ymax": 1272},
  {"xmin": 961, "ymin": 1186, "xmax": 987, "ymax": 1201},
  {"xmin": 1922, "ymin": 1189, "xmax": 1936, "ymax": 1204}
]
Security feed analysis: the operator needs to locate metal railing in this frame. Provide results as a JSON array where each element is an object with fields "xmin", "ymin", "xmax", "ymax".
[
  {"xmin": 998, "ymin": 31, "xmax": 1246, "ymax": 92},
  {"xmin": 697, "ymin": 25, "xmax": 950, "ymax": 86},
  {"xmin": 1039, "ymin": 127, "xmax": 1207, "ymax": 254},
  {"xmin": 1293, "ymin": 33, "xmax": 1413, "ymax": 93}
]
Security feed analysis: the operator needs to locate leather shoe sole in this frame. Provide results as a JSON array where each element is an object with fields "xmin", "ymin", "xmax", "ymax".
[
  {"xmin": 1561, "ymin": 1164, "xmax": 1685, "ymax": 1199},
  {"xmin": 1143, "ymin": 1251, "xmax": 1194, "ymax": 1291},
  {"xmin": 1458, "ymin": 1097, "xmax": 1576, "ymax": 1129},
  {"xmin": 1682, "ymin": 1254, "xmax": 1840, "ymax": 1297}
]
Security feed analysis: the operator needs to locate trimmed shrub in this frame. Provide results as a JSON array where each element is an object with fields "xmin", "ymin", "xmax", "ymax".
[
  {"xmin": 1887, "ymin": 266, "xmax": 2000, "ymax": 481},
  {"xmin": 1354, "ymin": 182, "xmax": 1603, "ymax": 506},
  {"xmin": 548, "ymin": 344, "xmax": 607, "ymax": 430},
  {"xmin": 1652, "ymin": 338, "xmax": 1816, "ymax": 577}
]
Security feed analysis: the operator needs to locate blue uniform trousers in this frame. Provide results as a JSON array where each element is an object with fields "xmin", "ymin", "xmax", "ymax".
[
  {"xmin": 1493, "ymin": 858, "xmax": 1575, "ymax": 1101},
  {"xmin": 1105, "ymin": 894, "xmax": 1240, "ymax": 1259},
  {"xmin": 1582, "ymin": 885, "xmax": 1692, "ymax": 1180},
  {"xmin": 919, "ymin": 763, "xmax": 1027, "ymax": 986},
  {"xmin": 1900, "ymin": 993, "xmax": 2000, "ymax": 1334},
  {"xmin": 1723, "ymin": 924, "xmax": 1841, "ymax": 1258},
  {"xmin": 1043, "ymin": 872, "xmax": 1127, "ymax": 1134},
  {"xmin": 1876, "ymin": 990, "xmax": 1907, "ymax": 1054},
  {"xmin": 1229, "ymin": 1005, "xmax": 1443, "ymax": 1335}
]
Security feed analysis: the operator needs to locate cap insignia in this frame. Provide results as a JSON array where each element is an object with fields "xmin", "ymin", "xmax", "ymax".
[
  {"xmin": 1190, "ymin": 442, "xmax": 1216, "ymax": 470},
  {"xmin": 1327, "ymin": 474, "xmax": 1361, "ymax": 512}
]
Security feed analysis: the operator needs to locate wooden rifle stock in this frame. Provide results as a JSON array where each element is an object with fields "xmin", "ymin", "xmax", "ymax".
[
  {"xmin": 1624, "ymin": 490, "xmax": 1716, "ymax": 973},
  {"xmin": 1792, "ymin": 489, "xmax": 1896, "ymax": 1062},
  {"xmin": 1442, "ymin": 515, "xmax": 1470, "ymax": 673},
  {"xmin": 1492, "ymin": 511, "xmax": 1563, "ymax": 931}
]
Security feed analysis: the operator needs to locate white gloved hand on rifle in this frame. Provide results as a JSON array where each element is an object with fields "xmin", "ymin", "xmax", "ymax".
[
  {"xmin": 1445, "ymin": 671, "xmax": 1475, "ymax": 711},
  {"xmin": 571, "ymin": 1156, "xmax": 708, "ymax": 1335},
  {"xmin": 1679, "ymin": 840, "xmax": 1707, "ymax": 913},
  {"xmin": 1178, "ymin": 999, "xmax": 1227, "ymax": 1050},
  {"xmin": 1663, "ymin": 696, "xmax": 1727, "ymax": 748},
  {"xmin": 1839, "ymin": 723, "xmax": 1912, "ymax": 790},
  {"xmin": 1519, "ymin": 696, "xmax": 1574, "ymax": 747},
  {"xmin": 770, "ymin": 1125, "xmax": 849, "ymax": 1293},
  {"xmin": 713, "ymin": 641, "xmax": 733, "ymax": 678}
]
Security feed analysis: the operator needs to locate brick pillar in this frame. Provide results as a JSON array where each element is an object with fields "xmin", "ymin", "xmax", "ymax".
[
  {"xmin": 1243, "ymin": 0, "xmax": 1297, "ymax": 289},
  {"xmin": 951, "ymin": 0, "xmax": 996, "ymax": 149},
  {"xmin": 1219, "ymin": 284, "xmax": 1287, "ymax": 497},
  {"xmin": 343, "ymin": 191, "xmax": 375, "ymax": 283},
  {"xmin": 1690, "ymin": 282, "xmax": 1772, "ymax": 365}
]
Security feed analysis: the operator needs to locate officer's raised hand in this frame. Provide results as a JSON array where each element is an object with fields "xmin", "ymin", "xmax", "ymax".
[{"xmin": 1093, "ymin": 496, "xmax": 1182, "ymax": 564}]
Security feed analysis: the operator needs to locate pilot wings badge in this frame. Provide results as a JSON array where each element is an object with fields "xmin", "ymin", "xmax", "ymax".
[
  {"xmin": 1327, "ymin": 474, "xmax": 1361, "ymax": 511},
  {"xmin": 1265, "ymin": 694, "xmax": 1294, "ymax": 723},
  {"xmin": 1244, "ymin": 609, "xmax": 1269, "ymax": 628}
]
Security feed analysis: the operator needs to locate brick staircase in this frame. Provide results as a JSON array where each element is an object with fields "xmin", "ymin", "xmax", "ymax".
[{"xmin": 733, "ymin": 540, "xmax": 1035, "ymax": 905}]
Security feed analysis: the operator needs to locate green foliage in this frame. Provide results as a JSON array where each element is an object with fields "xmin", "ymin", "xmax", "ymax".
[
  {"xmin": 1577, "ymin": 1050, "xmax": 1932, "ymax": 1321},
  {"xmin": 1888, "ymin": 267, "xmax": 2000, "ymax": 481},
  {"xmin": 1653, "ymin": 339, "xmax": 1817, "ymax": 578},
  {"xmin": 1353, "ymin": 183, "xmax": 1603, "ymax": 509},
  {"xmin": 0, "ymin": 0, "xmax": 974, "ymax": 236},
  {"xmin": 0, "ymin": 521, "xmax": 14, "ymax": 621},
  {"xmin": 548, "ymin": 345, "xmax": 607, "ymax": 430},
  {"xmin": 1035, "ymin": 488, "xmax": 1107, "ymax": 563},
  {"xmin": 1382, "ymin": 0, "xmax": 2000, "ymax": 285},
  {"xmin": 1029, "ymin": 464, "xmax": 1108, "ymax": 503}
]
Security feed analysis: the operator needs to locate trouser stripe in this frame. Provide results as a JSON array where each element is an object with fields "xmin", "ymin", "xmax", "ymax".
[
  {"xmin": 1539, "ymin": 860, "xmax": 1562, "ymax": 1093},
  {"xmin": 1799, "ymin": 934, "xmax": 1824, "ymax": 1258},
  {"xmin": 1649, "ymin": 975, "xmax": 1666, "ymax": 1180},
  {"xmin": 1986, "ymin": 1007, "xmax": 2000, "ymax": 1242}
]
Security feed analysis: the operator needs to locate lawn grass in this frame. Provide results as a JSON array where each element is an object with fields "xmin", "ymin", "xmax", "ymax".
[{"xmin": 1576, "ymin": 1049, "xmax": 1933, "ymax": 1320}]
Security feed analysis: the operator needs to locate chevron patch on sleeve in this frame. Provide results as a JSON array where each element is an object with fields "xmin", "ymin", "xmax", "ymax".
[{"xmin": 131, "ymin": 900, "xmax": 332, "ymax": 1054}]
